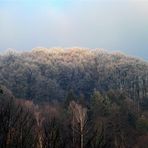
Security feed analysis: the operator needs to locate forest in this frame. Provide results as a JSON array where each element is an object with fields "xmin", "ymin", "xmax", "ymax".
[{"xmin": 0, "ymin": 48, "xmax": 148, "ymax": 148}]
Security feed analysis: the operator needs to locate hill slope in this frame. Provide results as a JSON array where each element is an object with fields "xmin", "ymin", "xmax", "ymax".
[{"xmin": 0, "ymin": 48, "xmax": 148, "ymax": 102}]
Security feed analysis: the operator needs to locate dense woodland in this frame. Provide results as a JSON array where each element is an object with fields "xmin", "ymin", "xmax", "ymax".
[{"xmin": 0, "ymin": 48, "xmax": 148, "ymax": 148}]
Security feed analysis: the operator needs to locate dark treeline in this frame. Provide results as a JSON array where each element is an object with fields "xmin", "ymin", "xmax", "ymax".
[
  {"xmin": 0, "ymin": 84, "xmax": 148, "ymax": 148},
  {"xmin": 0, "ymin": 48, "xmax": 148, "ymax": 148}
]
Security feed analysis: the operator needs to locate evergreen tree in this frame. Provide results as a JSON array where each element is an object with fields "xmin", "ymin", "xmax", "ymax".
[{"xmin": 91, "ymin": 90, "xmax": 111, "ymax": 117}]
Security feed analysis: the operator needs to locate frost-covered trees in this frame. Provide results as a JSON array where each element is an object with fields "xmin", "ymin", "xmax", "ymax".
[{"xmin": 0, "ymin": 48, "xmax": 147, "ymax": 102}]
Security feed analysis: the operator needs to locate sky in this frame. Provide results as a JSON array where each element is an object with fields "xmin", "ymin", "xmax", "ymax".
[{"xmin": 0, "ymin": 0, "xmax": 148, "ymax": 60}]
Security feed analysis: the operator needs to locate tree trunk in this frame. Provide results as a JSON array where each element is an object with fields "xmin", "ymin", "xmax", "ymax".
[
  {"xmin": 81, "ymin": 133, "xmax": 83, "ymax": 148},
  {"xmin": 80, "ymin": 123, "xmax": 83, "ymax": 148}
]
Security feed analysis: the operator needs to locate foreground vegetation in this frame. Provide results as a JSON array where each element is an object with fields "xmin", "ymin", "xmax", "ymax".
[{"xmin": 0, "ymin": 85, "xmax": 148, "ymax": 148}]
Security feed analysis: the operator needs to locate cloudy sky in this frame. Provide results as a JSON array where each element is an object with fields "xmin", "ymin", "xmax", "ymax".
[{"xmin": 0, "ymin": 0, "xmax": 148, "ymax": 60}]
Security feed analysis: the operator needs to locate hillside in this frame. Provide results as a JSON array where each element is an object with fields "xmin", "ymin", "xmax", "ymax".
[
  {"xmin": 0, "ymin": 48, "xmax": 148, "ymax": 148},
  {"xmin": 0, "ymin": 48, "xmax": 148, "ymax": 102}
]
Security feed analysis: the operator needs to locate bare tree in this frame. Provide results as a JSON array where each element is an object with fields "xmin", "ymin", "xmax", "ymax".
[
  {"xmin": 0, "ymin": 91, "xmax": 37, "ymax": 148},
  {"xmin": 69, "ymin": 101, "xmax": 88, "ymax": 148}
]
